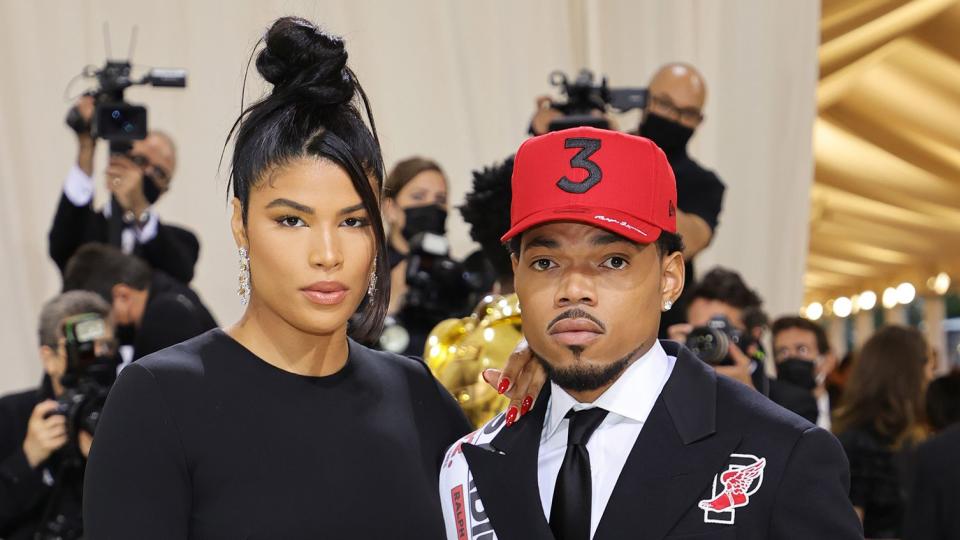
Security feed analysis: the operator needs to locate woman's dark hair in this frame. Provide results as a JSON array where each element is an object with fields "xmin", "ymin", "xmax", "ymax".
[
  {"xmin": 384, "ymin": 157, "xmax": 445, "ymax": 199},
  {"xmin": 224, "ymin": 17, "xmax": 388, "ymax": 342},
  {"xmin": 835, "ymin": 325, "xmax": 930, "ymax": 447}
]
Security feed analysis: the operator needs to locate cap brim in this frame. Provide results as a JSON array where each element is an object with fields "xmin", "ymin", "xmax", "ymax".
[{"xmin": 501, "ymin": 207, "xmax": 663, "ymax": 245}]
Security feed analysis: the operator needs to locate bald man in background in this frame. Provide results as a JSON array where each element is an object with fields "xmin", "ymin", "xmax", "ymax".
[{"xmin": 638, "ymin": 64, "xmax": 726, "ymax": 337}]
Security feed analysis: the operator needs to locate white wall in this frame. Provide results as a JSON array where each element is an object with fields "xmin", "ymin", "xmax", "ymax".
[{"xmin": 0, "ymin": 0, "xmax": 818, "ymax": 394}]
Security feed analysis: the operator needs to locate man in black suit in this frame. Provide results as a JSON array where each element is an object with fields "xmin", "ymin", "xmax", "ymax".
[
  {"xmin": 49, "ymin": 96, "xmax": 199, "ymax": 284},
  {"xmin": 62, "ymin": 243, "xmax": 216, "ymax": 361},
  {"xmin": 0, "ymin": 291, "xmax": 111, "ymax": 539},
  {"xmin": 903, "ymin": 423, "xmax": 960, "ymax": 540},
  {"xmin": 439, "ymin": 127, "xmax": 861, "ymax": 539}
]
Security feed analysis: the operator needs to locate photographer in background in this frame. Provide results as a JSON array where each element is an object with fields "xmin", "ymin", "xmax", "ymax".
[
  {"xmin": 380, "ymin": 157, "xmax": 479, "ymax": 355},
  {"xmin": 0, "ymin": 291, "xmax": 112, "ymax": 540},
  {"xmin": 769, "ymin": 316, "xmax": 838, "ymax": 428},
  {"xmin": 49, "ymin": 96, "xmax": 199, "ymax": 284},
  {"xmin": 62, "ymin": 243, "xmax": 216, "ymax": 361},
  {"xmin": 667, "ymin": 266, "xmax": 769, "ymax": 394}
]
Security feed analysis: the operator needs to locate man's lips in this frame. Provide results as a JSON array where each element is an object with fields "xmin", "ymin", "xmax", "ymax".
[
  {"xmin": 300, "ymin": 282, "xmax": 349, "ymax": 305},
  {"xmin": 549, "ymin": 318, "xmax": 605, "ymax": 346}
]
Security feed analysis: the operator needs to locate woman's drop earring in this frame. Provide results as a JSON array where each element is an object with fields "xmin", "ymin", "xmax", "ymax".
[
  {"xmin": 238, "ymin": 247, "xmax": 251, "ymax": 305},
  {"xmin": 367, "ymin": 261, "xmax": 377, "ymax": 299}
]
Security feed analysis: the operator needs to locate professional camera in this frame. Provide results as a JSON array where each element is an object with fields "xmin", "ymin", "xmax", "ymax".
[
  {"xmin": 546, "ymin": 69, "xmax": 648, "ymax": 132},
  {"xmin": 377, "ymin": 233, "xmax": 485, "ymax": 354},
  {"xmin": 403, "ymin": 232, "xmax": 484, "ymax": 321},
  {"xmin": 685, "ymin": 315, "xmax": 757, "ymax": 367},
  {"xmin": 49, "ymin": 313, "xmax": 120, "ymax": 444},
  {"xmin": 65, "ymin": 48, "xmax": 187, "ymax": 153}
]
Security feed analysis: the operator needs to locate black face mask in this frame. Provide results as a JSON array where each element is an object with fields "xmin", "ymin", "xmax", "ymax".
[
  {"xmin": 142, "ymin": 172, "xmax": 162, "ymax": 205},
  {"xmin": 402, "ymin": 205, "xmax": 447, "ymax": 241},
  {"xmin": 776, "ymin": 357, "xmax": 817, "ymax": 390},
  {"xmin": 639, "ymin": 112, "xmax": 694, "ymax": 155}
]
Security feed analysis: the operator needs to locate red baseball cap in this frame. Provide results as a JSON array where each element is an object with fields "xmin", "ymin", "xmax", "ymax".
[{"xmin": 501, "ymin": 126, "xmax": 677, "ymax": 245}]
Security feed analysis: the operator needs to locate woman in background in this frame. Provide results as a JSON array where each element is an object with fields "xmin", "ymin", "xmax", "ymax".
[
  {"xmin": 381, "ymin": 157, "xmax": 450, "ymax": 315},
  {"xmin": 83, "ymin": 17, "xmax": 471, "ymax": 539},
  {"xmin": 834, "ymin": 324, "xmax": 936, "ymax": 539}
]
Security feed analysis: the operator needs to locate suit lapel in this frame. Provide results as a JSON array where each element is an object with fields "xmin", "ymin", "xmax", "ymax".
[
  {"xmin": 594, "ymin": 343, "xmax": 741, "ymax": 540},
  {"xmin": 462, "ymin": 385, "xmax": 555, "ymax": 540}
]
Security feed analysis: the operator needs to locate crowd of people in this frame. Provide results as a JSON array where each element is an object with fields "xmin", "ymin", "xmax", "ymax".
[{"xmin": 1, "ymin": 14, "xmax": 958, "ymax": 540}]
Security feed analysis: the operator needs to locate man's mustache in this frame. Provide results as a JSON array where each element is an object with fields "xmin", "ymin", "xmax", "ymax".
[{"xmin": 547, "ymin": 308, "xmax": 607, "ymax": 333}]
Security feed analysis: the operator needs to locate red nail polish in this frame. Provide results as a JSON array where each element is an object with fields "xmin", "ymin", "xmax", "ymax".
[
  {"xmin": 505, "ymin": 406, "xmax": 519, "ymax": 427},
  {"xmin": 497, "ymin": 377, "xmax": 511, "ymax": 395},
  {"xmin": 520, "ymin": 396, "xmax": 533, "ymax": 416}
]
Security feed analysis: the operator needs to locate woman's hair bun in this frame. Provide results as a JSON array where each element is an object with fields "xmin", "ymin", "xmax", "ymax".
[{"xmin": 256, "ymin": 17, "xmax": 354, "ymax": 106}]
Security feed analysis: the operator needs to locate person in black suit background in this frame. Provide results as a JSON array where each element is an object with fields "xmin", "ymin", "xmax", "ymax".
[
  {"xmin": 903, "ymin": 423, "xmax": 960, "ymax": 540},
  {"xmin": 0, "ymin": 291, "xmax": 112, "ymax": 539},
  {"xmin": 49, "ymin": 96, "xmax": 199, "ymax": 284},
  {"xmin": 62, "ymin": 243, "xmax": 216, "ymax": 361},
  {"xmin": 439, "ymin": 127, "xmax": 861, "ymax": 539}
]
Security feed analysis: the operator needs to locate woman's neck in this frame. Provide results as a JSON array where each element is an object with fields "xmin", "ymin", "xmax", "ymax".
[{"xmin": 226, "ymin": 298, "xmax": 349, "ymax": 377}]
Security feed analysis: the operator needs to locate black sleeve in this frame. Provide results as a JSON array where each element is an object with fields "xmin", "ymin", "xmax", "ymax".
[
  {"xmin": 767, "ymin": 427, "xmax": 863, "ymax": 539},
  {"xmin": 404, "ymin": 357, "xmax": 472, "ymax": 470},
  {"xmin": 137, "ymin": 224, "xmax": 200, "ymax": 284},
  {"xmin": 83, "ymin": 362, "xmax": 190, "ymax": 539},
  {"xmin": 902, "ymin": 442, "xmax": 947, "ymax": 540},
  {"xmin": 838, "ymin": 431, "xmax": 869, "ymax": 510},
  {"xmin": 0, "ymin": 446, "xmax": 48, "ymax": 531},
  {"xmin": 134, "ymin": 296, "xmax": 210, "ymax": 360},
  {"xmin": 48, "ymin": 192, "xmax": 102, "ymax": 273},
  {"xmin": 678, "ymin": 170, "xmax": 725, "ymax": 232}
]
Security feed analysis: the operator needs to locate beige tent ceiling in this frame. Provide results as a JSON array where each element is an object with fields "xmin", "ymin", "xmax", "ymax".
[{"xmin": 807, "ymin": 0, "xmax": 960, "ymax": 305}]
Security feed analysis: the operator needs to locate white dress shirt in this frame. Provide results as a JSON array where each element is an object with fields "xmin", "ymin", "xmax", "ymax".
[
  {"xmin": 64, "ymin": 164, "xmax": 159, "ymax": 254},
  {"xmin": 537, "ymin": 340, "xmax": 676, "ymax": 539}
]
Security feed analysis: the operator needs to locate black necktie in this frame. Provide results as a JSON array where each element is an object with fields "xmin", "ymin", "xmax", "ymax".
[{"xmin": 550, "ymin": 407, "xmax": 609, "ymax": 540}]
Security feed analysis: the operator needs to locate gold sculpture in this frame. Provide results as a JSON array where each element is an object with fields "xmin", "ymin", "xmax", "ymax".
[{"xmin": 425, "ymin": 294, "xmax": 522, "ymax": 428}]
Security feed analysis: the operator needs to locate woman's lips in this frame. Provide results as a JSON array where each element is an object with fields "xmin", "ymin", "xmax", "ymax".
[
  {"xmin": 549, "ymin": 319, "xmax": 604, "ymax": 346},
  {"xmin": 300, "ymin": 282, "xmax": 349, "ymax": 305}
]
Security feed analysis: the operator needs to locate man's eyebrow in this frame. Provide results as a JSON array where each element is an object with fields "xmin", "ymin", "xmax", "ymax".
[
  {"xmin": 524, "ymin": 236, "xmax": 561, "ymax": 250},
  {"xmin": 266, "ymin": 198, "xmax": 314, "ymax": 214},
  {"xmin": 338, "ymin": 203, "xmax": 366, "ymax": 215}
]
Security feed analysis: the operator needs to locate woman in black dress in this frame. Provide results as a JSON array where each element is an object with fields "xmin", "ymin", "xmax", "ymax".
[
  {"xmin": 83, "ymin": 17, "xmax": 473, "ymax": 539},
  {"xmin": 834, "ymin": 325, "xmax": 936, "ymax": 539}
]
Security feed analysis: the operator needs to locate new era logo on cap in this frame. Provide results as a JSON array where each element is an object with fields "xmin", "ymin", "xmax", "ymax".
[{"xmin": 501, "ymin": 127, "xmax": 678, "ymax": 245}]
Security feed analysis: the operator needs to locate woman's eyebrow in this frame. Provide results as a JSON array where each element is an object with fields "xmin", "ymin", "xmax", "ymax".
[{"xmin": 266, "ymin": 198, "xmax": 314, "ymax": 214}]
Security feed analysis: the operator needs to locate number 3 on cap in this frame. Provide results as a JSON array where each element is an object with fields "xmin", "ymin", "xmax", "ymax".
[{"xmin": 557, "ymin": 137, "xmax": 603, "ymax": 194}]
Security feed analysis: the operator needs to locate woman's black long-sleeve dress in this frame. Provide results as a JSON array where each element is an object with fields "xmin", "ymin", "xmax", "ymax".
[{"xmin": 83, "ymin": 329, "xmax": 471, "ymax": 539}]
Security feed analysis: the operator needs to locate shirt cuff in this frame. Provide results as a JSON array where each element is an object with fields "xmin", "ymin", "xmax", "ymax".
[
  {"xmin": 63, "ymin": 164, "xmax": 95, "ymax": 206},
  {"xmin": 135, "ymin": 211, "xmax": 160, "ymax": 244}
]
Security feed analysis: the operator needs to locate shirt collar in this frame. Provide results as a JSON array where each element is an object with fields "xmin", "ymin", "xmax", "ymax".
[{"xmin": 542, "ymin": 340, "xmax": 675, "ymax": 443}]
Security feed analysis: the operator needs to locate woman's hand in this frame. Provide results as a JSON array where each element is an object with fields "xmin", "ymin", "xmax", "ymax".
[{"xmin": 482, "ymin": 339, "xmax": 547, "ymax": 427}]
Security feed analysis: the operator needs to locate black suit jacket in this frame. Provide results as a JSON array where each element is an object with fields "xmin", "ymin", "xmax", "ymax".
[
  {"xmin": 134, "ymin": 271, "xmax": 218, "ymax": 360},
  {"xmin": 0, "ymin": 385, "xmax": 52, "ymax": 539},
  {"xmin": 442, "ymin": 341, "xmax": 862, "ymax": 540},
  {"xmin": 49, "ymin": 192, "xmax": 200, "ymax": 284},
  {"xmin": 903, "ymin": 424, "xmax": 960, "ymax": 540}
]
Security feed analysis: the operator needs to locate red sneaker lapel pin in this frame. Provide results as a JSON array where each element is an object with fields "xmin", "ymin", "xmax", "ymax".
[{"xmin": 699, "ymin": 453, "xmax": 767, "ymax": 525}]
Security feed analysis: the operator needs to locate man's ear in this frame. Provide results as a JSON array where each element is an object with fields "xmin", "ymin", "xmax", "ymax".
[
  {"xmin": 660, "ymin": 250, "xmax": 685, "ymax": 307},
  {"xmin": 230, "ymin": 197, "xmax": 248, "ymax": 251}
]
